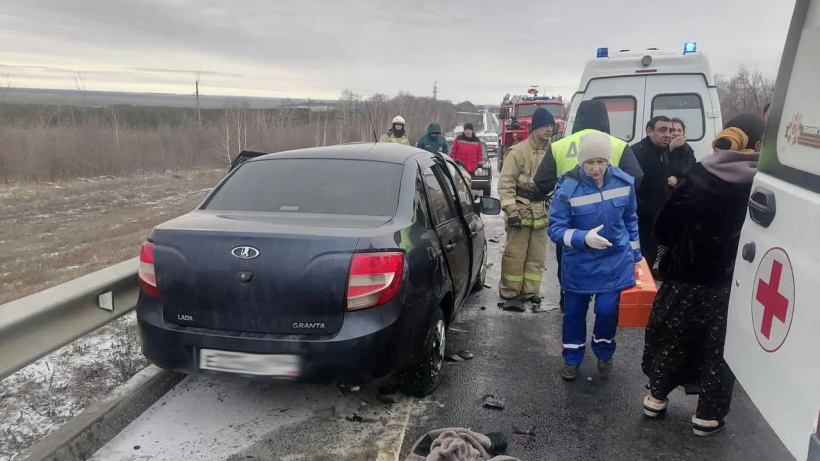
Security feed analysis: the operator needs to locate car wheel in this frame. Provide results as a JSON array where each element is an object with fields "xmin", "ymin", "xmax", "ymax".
[
  {"xmin": 401, "ymin": 307, "xmax": 446, "ymax": 398},
  {"xmin": 472, "ymin": 240, "xmax": 488, "ymax": 292}
]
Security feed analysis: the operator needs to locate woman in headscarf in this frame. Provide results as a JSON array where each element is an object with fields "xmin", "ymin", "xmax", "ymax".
[{"xmin": 641, "ymin": 113, "xmax": 766, "ymax": 437}]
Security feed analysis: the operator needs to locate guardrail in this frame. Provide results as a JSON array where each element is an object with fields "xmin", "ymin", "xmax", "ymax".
[{"xmin": 0, "ymin": 258, "xmax": 140, "ymax": 380}]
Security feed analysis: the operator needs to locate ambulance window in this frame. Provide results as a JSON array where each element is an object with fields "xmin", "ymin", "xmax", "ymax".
[
  {"xmin": 593, "ymin": 96, "xmax": 637, "ymax": 143},
  {"xmin": 652, "ymin": 94, "xmax": 705, "ymax": 141}
]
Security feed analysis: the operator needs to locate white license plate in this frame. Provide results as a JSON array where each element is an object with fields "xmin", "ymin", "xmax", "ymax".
[{"xmin": 199, "ymin": 349, "xmax": 300, "ymax": 377}]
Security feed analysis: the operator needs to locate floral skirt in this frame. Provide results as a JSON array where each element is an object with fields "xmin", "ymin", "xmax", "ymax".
[{"xmin": 641, "ymin": 279, "xmax": 736, "ymax": 421}]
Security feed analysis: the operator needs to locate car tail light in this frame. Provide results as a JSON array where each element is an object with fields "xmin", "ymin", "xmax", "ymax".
[
  {"xmin": 346, "ymin": 252, "xmax": 404, "ymax": 311},
  {"xmin": 139, "ymin": 242, "xmax": 160, "ymax": 299}
]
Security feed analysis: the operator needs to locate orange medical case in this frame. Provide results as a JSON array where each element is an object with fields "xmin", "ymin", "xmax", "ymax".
[{"xmin": 618, "ymin": 258, "xmax": 658, "ymax": 328}]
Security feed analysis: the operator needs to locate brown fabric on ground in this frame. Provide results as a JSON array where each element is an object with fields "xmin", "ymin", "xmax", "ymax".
[{"xmin": 405, "ymin": 428, "xmax": 520, "ymax": 461}]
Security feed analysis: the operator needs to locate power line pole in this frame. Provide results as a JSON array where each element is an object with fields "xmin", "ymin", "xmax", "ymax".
[{"xmin": 432, "ymin": 81, "xmax": 439, "ymax": 100}]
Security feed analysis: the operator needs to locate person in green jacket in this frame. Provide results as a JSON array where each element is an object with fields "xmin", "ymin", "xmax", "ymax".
[
  {"xmin": 416, "ymin": 123, "xmax": 449, "ymax": 154},
  {"xmin": 380, "ymin": 116, "xmax": 410, "ymax": 145}
]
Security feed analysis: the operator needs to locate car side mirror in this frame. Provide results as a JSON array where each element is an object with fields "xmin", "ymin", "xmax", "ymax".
[{"xmin": 477, "ymin": 196, "xmax": 501, "ymax": 215}]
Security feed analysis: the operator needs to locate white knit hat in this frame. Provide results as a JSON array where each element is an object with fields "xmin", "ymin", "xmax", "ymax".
[{"xmin": 578, "ymin": 131, "xmax": 612, "ymax": 165}]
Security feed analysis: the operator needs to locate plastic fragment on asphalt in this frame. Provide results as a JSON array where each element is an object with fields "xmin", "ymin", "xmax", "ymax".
[
  {"xmin": 457, "ymin": 350, "xmax": 474, "ymax": 360},
  {"xmin": 586, "ymin": 377, "xmax": 593, "ymax": 382},
  {"xmin": 513, "ymin": 424, "xmax": 537, "ymax": 436},
  {"xmin": 481, "ymin": 306, "xmax": 487, "ymax": 310},
  {"xmin": 483, "ymin": 395, "xmax": 506, "ymax": 410},
  {"xmin": 483, "ymin": 283, "xmax": 492, "ymax": 288},
  {"xmin": 445, "ymin": 354, "xmax": 464, "ymax": 363}
]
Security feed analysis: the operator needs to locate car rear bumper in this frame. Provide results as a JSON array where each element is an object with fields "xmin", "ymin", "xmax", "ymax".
[{"xmin": 136, "ymin": 294, "xmax": 435, "ymax": 383}]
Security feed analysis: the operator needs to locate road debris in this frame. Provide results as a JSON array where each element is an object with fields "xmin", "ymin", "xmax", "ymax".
[
  {"xmin": 489, "ymin": 238, "xmax": 500, "ymax": 243},
  {"xmin": 513, "ymin": 424, "xmax": 537, "ymax": 436},
  {"xmin": 502, "ymin": 299, "xmax": 527, "ymax": 312},
  {"xmin": 379, "ymin": 394, "xmax": 401, "ymax": 405},
  {"xmin": 445, "ymin": 354, "xmax": 465, "ymax": 363},
  {"xmin": 457, "ymin": 350, "xmax": 475, "ymax": 360},
  {"xmin": 483, "ymin": 395, "xmax": 506, "ymax": 410}
]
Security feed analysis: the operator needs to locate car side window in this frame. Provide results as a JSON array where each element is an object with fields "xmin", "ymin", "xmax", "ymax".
[
  {"xmin": 422, "ymin": 167, "xmax": 457, "ymax": 226},
  {"xmin": 443, "ymin": 162, "xmax": 475, "ymax": 216},
  {"xmin": 414, "ymin": 169, "xmax": 431, "ymax": 229}
]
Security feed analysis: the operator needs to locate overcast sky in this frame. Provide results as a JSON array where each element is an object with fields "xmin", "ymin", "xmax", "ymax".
[{"xmin": 0, "ymin": 0, "xmax": 797, "ymax": 104}]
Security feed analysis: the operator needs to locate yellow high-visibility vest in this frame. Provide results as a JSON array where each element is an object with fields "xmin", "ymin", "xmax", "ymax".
[{"xmin": 551, "ymin": 129, "xmax": 627, "ymax": 175}]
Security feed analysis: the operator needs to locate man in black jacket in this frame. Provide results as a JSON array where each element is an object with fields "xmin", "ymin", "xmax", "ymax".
[{"xmin": 633, "ymin": 115, "xmax": 673, "ymax": 268}]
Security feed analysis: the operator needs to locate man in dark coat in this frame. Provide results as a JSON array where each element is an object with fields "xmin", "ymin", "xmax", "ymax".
[
  {"xmin": 416, "ymin": 123, "xmax": 449, "ymax": 155},
  {"xmin": 632, "ymin": 115, "xmax": 673, "ymax": 268}
]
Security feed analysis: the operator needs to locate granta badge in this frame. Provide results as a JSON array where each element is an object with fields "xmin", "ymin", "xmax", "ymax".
[{"xmin": 293, "ymin": 322, "xmax": 325, "ymax": 329}]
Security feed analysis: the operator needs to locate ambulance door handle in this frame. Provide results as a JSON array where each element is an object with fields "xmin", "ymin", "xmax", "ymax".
[
  {"xmin": 742, "ymin": 242, "xmax": 756, "ymax": 263},
  {"xmin": 748, "ymin": 187, "xmax": 776, "ymax": 228}
]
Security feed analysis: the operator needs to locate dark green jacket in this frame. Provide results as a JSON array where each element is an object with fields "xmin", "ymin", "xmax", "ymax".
[{"xmin": 416, "ymin": 123, "xmax": 449, "ymax": 154}]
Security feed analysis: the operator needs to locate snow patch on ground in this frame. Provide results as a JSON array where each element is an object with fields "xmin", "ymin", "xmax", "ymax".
[{"xmin": 0, "ymin": 314, "xmax": 147, "ymax": 461}]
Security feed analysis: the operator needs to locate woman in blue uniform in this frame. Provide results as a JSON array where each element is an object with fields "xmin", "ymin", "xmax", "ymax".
[{"xmin": 548, "ymin": 131, "xmax": 643, "ymax": 381}]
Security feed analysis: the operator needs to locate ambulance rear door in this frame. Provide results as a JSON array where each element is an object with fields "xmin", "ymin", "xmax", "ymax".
[
  {"xmin": 724, "ymin": 1, "xmax": 820, "ymax": 459},
  {"xmin": 643, "ymin": 74, "xmax": 721, "ymax": 160},
  {"xmin": 566, "ymin": 76, "xmax": 647, "ymax": 144}
]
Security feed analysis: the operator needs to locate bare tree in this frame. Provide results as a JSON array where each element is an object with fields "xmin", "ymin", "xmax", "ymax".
[
  {"xmin": 0, "ymin": 74, "xmax": 12, "ymax": 120},
  {"xmin": 716, "ymin": 64, "xmax": 775, "ymax": 121},
  {"xmin": 195, "ymin": 70, "xmax": 202, "ymax": 129}
]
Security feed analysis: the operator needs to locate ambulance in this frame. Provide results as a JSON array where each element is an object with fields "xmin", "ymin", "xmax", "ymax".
[
  {"xmin": 563, "ymin": 43, "xmax": 722, "ymax": 160},
  {"xmin": 724, "ymin": 0, "xmax": 820, "ymax": 460}
]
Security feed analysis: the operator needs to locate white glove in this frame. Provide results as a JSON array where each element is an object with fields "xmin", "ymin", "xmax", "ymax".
[{"xmin": 584, "ymin": 225, "xmax": 612, "ymax": 250}]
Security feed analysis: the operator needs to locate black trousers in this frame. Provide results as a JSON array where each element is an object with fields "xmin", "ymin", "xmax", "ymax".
[{"xmin": 638, "ymin": 213, "xmax": 659, "ymax": 268}]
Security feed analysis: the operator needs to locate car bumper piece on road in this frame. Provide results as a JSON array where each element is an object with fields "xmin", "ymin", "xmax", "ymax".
[{"xmin": 137, "ymin": 295, "xmax": 435, "ymax": 383}]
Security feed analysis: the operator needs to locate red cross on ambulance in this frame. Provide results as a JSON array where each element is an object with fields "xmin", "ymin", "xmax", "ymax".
[{"xmin": 750, "ymin": 247, "xmax": 796, "ymax": 353}]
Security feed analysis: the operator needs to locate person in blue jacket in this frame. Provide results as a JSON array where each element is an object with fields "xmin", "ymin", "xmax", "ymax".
[{"xmin": 548, "ymin": 131, "xmax": 643, "ymax": 381}]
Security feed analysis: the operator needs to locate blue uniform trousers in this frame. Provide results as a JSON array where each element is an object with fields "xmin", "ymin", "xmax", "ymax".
[{"xmin": 562, "ymin": 291, "xmax": 620, "ymax": 366}]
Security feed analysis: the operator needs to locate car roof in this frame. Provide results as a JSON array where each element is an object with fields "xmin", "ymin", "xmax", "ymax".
[{"xmin": 246, "ymin": 143, "xmax": 421, "ymax": 165}]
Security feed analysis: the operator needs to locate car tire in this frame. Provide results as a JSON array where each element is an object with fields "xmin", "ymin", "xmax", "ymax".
[
  {"xmin": 401, "ymin": 307, "xmax": 446, "ymax": 398},
  {"xmin": 472, "ymin": 240, "xmax": 488, "ymax": 293}
]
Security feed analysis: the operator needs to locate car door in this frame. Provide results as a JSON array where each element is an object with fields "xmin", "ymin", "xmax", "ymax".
[
  {"xmin": 724, "ymin": 2, "xmax": 820, "ymax": 459},
  {"xmin": 441, "ymin": 159, "xmax": 484, "ymax": 290},
  {"xmin": 420, "ymin": 164, "xmax": 471, "ymax": 305}
]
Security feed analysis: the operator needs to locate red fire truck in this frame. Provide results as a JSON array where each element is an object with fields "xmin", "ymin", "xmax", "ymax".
[{"xmin": 498, "ymin": 88, "xmax": 565, "ymax": 171}]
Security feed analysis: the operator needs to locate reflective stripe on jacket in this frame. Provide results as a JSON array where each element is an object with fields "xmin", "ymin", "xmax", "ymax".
[
  {"xmin": 548, "ymin": 165, "xmax": 642, "ymax": 294},
  {"xmin": 379, "ymin": 131, "xmax": 410, "ymax": 145},
  {"xmin": 551, "ymin": 129, "xmax": 627, "ymax": 176},
  {"xmin": 498, "ymin": 137, "xmax": 550, "ymax": 228}
]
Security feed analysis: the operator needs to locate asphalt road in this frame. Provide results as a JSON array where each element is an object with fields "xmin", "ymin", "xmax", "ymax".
[
  {"xmin": 90, "ymin": 158, "xmax": 791, "ymax": 461},
  {"xmin": 398, "ymin": 158, "xmax": 792, "ymax": 460}
]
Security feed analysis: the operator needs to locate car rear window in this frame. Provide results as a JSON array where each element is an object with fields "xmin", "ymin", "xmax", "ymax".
[{"xmin": 204, "ymin": 158, "xmax": 403, "ymax": 216}]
